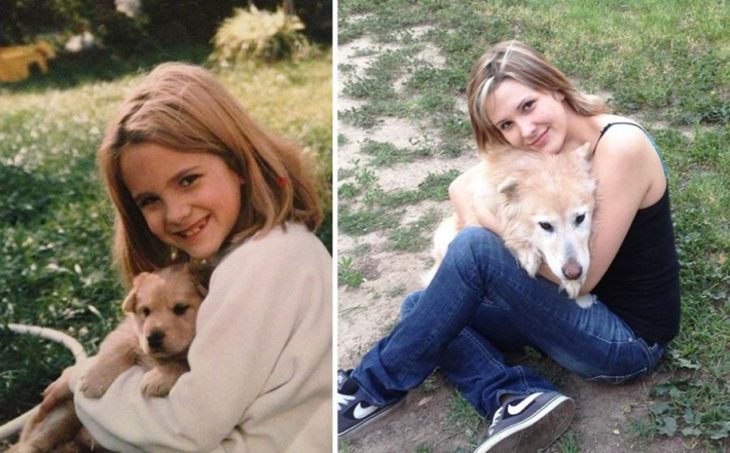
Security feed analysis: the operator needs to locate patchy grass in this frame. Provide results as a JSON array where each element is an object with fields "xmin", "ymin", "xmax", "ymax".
[
  {"xmin": 338, "ymin": 0, "xmax": 728, "ymax": 451},
  {"xmin": 0, "ymin": 48, "xmax": 332, "ymax": 435}
]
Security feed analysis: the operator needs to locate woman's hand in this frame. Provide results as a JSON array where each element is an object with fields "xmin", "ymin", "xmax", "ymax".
[{"xmin": 36, "ymin": 366, "xmax": 76, "ymax": 421}]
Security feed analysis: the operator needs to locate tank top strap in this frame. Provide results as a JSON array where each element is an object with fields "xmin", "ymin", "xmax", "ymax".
[{"xmin": 592, "ymin": 121, "xmax": 668, "ymax": 176}]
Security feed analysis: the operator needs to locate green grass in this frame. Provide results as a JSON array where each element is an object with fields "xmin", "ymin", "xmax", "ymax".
[
  {"xmin": 0, "ymin": 46, "xmax": 332, "ymax": 432},
  {"xmin": 338, "ymin": 0, "xmax": 729, "ymax": 450}
]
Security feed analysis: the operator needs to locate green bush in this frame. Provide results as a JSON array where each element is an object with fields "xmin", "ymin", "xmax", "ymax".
[{"xmin": 210, "ymin": 5, "xmax": 309, "ymax": 64}]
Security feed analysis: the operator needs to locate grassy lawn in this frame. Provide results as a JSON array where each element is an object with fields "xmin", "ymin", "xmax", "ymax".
[
  {"xmin": 338, "ymin": 0, "xmax": 728, "ymax": 451},
  {"xmin": 0, "ymin": 46, "xmax": 332, "ymax": 436}
]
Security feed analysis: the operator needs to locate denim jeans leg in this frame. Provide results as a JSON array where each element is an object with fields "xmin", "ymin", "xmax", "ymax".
[
  {"xmin": 353, "ymin": 227, "xmax": 665, "ymax": 409},
  {"xmin": 401, "ymin": 291, "xmax": 555, "ymax": 417},
  {"xmin": 352, "ymin": 227, "xmax": 554, "ymax": 406}
]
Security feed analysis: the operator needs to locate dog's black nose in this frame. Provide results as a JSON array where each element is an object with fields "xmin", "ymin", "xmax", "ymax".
[{"xmin": 147, "ymin": 330, "xmax": 165, "ymax": 349}]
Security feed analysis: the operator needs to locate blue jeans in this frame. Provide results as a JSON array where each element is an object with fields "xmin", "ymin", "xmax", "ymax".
[{"xmin": 352, "ymin": 227, "xmax": 665, "ymax": 417}]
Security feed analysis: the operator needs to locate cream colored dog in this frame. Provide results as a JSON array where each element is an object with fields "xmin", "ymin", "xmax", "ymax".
[
  {"xmin": 9, "ymin": 263, "xmax": 210, "ymax": 453},
  {"xmin": 426, "ymin": 143, "xmax": 597, "ymax": 308}
]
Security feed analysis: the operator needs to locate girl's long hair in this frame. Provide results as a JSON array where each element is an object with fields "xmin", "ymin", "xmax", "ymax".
[
  {"xmin": 467, "ymin": 40, "xmax": 609, "ymax": 153},
  {"xmin": 99, "ymin": 62, "xmax": 322, "ymax": 284}
]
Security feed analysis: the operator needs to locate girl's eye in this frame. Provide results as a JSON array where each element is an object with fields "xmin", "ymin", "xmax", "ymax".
[
  {"xmin": 499, "ymin": 121, "xmax": 513, "ymax": 131},
  {"xmin": 180, "ymin": 174, "xmax": 200, "ymax": 187},
  {"xmin": 137, "ymin": 196, "xmax": 158, "ymax": 209},
  {"xmin": 521, "ymin": 100, "xmax": 535, "ymax": 112}
]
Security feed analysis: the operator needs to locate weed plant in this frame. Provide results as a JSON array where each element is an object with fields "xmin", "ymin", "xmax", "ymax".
[
  {"xmin": 0, "ymin": 48, "xmax": 332, "ymax": 433},
  {"xmin": 338, "ymin": 0, "xmax": 728, "ymax": 450}
]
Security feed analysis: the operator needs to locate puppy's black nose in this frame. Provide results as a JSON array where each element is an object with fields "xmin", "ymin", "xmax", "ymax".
[{"xmin": 147, "ymin": 330, "xmax": 165, "ymax": 349}]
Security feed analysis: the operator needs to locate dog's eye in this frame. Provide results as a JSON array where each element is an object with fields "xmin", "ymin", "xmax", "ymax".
[
  {"xmin": 538, "ymin": 222, "xmax": 554, "ymax": 232},
  {"xmin": 173, "ymin": 304, "xmax": 189, "ymax": 316},
  {"xmin": 141, "ymin": 307, "xmax": 151, "ymax": 317},
  {"xmin": 575, "ymin": 213, "xmax": 586, "ymax": 225}
]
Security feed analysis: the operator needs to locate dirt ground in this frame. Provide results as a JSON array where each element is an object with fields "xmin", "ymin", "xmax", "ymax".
[{"xmin": 336, "ymin": 35, "xmax": 691, "ymax": 453}]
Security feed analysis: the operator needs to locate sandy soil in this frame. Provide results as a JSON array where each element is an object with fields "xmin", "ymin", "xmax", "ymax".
[{"xmin": 337, "ymin": 33, "xmax": 689, "ymax": 453}]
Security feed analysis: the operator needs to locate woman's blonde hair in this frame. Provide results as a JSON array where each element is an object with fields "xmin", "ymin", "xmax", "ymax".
[
  {"xmin": 99, "ymin": 62, "xmax": 322, "ymax": 284},
  {"xmin": 467, "ymin": 40, "xmax": 609, "ymax": 152}
]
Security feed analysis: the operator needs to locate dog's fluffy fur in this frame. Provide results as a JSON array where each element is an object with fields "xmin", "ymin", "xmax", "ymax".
[
  {"xmin": 426, "ymin": 143, "xmax": 597, "ymax": 307},
  {"xmin": 9, "ymin": 263, "xmax": 211, "ymax": 453}
]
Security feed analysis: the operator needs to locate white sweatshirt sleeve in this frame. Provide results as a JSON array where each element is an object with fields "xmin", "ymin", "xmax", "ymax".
[{"xmin": 71, "ymin": 224, "xmax": 332, "ymax": 452}]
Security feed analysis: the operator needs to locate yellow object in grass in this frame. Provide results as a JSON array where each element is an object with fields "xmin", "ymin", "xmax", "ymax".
[{"xmin": 0, "ymin": 41, "xmax": 55, "ymax": 83}]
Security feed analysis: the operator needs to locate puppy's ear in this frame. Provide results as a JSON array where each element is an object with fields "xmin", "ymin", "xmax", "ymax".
[
  {"xmin": 122, "ymin": 288, "xmax": 138, "ymax": 313},
  {"xmin": 186, "ymin": 262, "xmax": 214, "ymax": 297},
  {"xmin": 122, "ymin": 272, "xmax": 151, "ymax": 313},
  {"xmin": 497, "ymin": 177, "xmax": 520, "ymax": 201}
]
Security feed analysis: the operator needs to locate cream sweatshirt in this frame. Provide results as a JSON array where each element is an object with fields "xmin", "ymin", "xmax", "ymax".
[{"xmin": 70, "ymin": 223, "xmax": 332, "ymax": 452}]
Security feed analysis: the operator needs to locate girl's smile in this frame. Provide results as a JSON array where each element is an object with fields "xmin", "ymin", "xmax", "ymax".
[{"xmin": 120, "ymin": 143, "xmax": 243, "ymax": 259}]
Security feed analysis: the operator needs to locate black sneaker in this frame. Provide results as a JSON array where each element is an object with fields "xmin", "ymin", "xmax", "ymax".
[
  {"xmin": 337, "ymin": 369, "xmax": 401, "ymax": 438},
  {"xmin": 474, "ymin": 391, "xmax": 575, "ymax": 453}
]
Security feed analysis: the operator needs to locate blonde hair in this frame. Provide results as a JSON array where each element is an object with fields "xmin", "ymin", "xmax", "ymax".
[
  {"xmin": 99, "ymin": 62, "xmax": 322, "ymax": 284},
  {"xmin": 467, "ymin": 40, "xmax": 609, "ymax": 152}
]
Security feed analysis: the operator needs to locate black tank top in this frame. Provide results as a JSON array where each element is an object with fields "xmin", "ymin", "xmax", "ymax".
[{"xmin": 591, "ymin": 122, "xmax": 681, "ymax": 344}]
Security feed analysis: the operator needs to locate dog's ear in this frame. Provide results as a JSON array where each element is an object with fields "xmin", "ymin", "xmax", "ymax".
[
  {"xmin": 186, "ymin": 262, "xmax": 214, "ymax": 298},
  {"xmin": 497, "ymin": 177, "xmax": 520, "ymax": 201},
  {"xmin": 122, "ymin": 287, "xmax": 138, "ymax": 313},
  {"xmin": 122, "ymin": 272, "xmax": 151, "ymax": 313}
]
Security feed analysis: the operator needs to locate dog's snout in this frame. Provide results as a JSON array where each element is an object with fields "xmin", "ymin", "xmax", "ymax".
[
  {"xmin": 147, "ymin": 330, "xmax": 166, "ymax": 349},
  {"xmin": 561, "ymin": 260, "xmax": 583, "ymax": 280}
]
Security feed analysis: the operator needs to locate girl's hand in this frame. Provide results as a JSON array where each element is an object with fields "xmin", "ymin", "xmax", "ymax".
[{"xmin": 37, "ymin": 366, "xmax": 75, "ymax": 420}]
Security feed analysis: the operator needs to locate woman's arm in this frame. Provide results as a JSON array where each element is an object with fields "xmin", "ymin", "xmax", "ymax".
[{"xmin": 71, "ymin": 226, "xmax": 332, "ymax": 453}]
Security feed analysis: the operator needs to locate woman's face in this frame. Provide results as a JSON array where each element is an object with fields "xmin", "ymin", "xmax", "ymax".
[
  {"xmin": 486, "ymin": 78, "xmax": 568, "ymax": 154},
  {"xmin": 120, "ymin": 143, "xmax": 243, "ymax": 259}
]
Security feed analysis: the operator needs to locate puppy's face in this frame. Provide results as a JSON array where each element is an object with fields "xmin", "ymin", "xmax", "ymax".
[{"xmin": 122, "ymin": 264, "xmax": 208, "ymax": 359}]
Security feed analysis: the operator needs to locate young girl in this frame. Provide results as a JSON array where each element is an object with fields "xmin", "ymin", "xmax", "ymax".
[
  {"xmin": 337, "ymin": 40, "xmax": 680, "ymax": 452},
  {"xmin": 39, "ymin": 62, "xmax": 332, "ymax": 452}
]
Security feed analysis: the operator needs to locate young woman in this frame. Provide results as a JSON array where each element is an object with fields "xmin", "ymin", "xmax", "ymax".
[
  {"xmin": 337, "ymin": 40, "xmax": 680, "ymax": 452},
  {"xmin": 38, "ymin": 62, "xmax": 332, "ymax": 452}
]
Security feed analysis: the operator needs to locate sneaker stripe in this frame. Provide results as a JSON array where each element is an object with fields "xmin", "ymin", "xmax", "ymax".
[{"xmin": 474, "ymin": 394, "xmax": 574, "ymax": 453}]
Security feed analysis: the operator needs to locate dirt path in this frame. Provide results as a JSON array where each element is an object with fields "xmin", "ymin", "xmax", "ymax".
[{"xmin": 337, "ymin": 31, "xmax": 691, "ymax": 453}]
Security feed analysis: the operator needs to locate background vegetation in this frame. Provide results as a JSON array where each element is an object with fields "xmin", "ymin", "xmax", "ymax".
[
  {"xmin": 0, "ymin": 1, "xmax": 332, "ymax": 443},
  {"xmin": 337, "ymin": 0, "xmax": 728, "ymax": 451}
]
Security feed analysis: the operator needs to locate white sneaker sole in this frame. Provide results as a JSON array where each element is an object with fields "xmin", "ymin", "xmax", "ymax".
[{"xmin": 473, "ymin": 395, "xmax": 575, "ymax": 453}]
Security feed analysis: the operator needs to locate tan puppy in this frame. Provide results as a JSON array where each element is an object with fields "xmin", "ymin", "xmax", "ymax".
[
  {"xmin": 8, "ymin": 263, "xmax": 211, "ymax": 453},
  {"xmin": 426, "ymin": 143, "xmax": 597, "ymax": 307}
]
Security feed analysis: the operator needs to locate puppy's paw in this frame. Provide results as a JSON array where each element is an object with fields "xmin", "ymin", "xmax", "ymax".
[
  {"xmin": 141, "ymin": 368, "xmax": 176, "ymax": 398},
  {"xmin": 516, "ymin": 248, "xmax": 541, "ymax": 277},
  {"xmin": 6, "ymin": 443, "xmax": 41, "ymax": 453},
  {"xmin": 574, "ymin": 294, "xmax": 595, "ymax": 309},
  {"xmin": 79, "ymin": 366, "xmax": 115, "ymax": 399}
]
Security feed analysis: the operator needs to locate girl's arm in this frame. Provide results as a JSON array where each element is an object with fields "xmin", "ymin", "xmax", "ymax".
[
  {"xmin": 71, "ymin": 225, "xmax": 332, "ymax": 453},
  {"xmin": 538, "ymin": 125, "xmax": 665, "ymax": 294}
]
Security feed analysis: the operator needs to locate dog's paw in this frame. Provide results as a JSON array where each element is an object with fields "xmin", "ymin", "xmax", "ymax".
[
  {"xmin": 574, "ymin": 294, "xmax": 595, "ymax": 309},
  {"xmin": 141, "ymin": 368, "xmax": 176, "ymax": 398},
  {"xmin": 79, "ymin": 368, "xmax": 114, "ymax": 399}
]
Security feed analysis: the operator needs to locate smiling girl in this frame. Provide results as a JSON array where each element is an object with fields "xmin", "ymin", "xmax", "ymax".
[
  {"xmin": 40, "ymin": 62, "xmax": 332, "ymax": 452},
  {"xmin": 337, "ymin": 40, "xmax": 680, "ymax": 452}
]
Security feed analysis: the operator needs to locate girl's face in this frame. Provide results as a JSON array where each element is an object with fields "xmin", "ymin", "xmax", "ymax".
[
  {"xmin": 486, "ymin": 78, "xmax": 568, "ymax": 154},
  {"xmin": 120, "ymin": 143, "xmax": 243, "ymax": 260}
]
